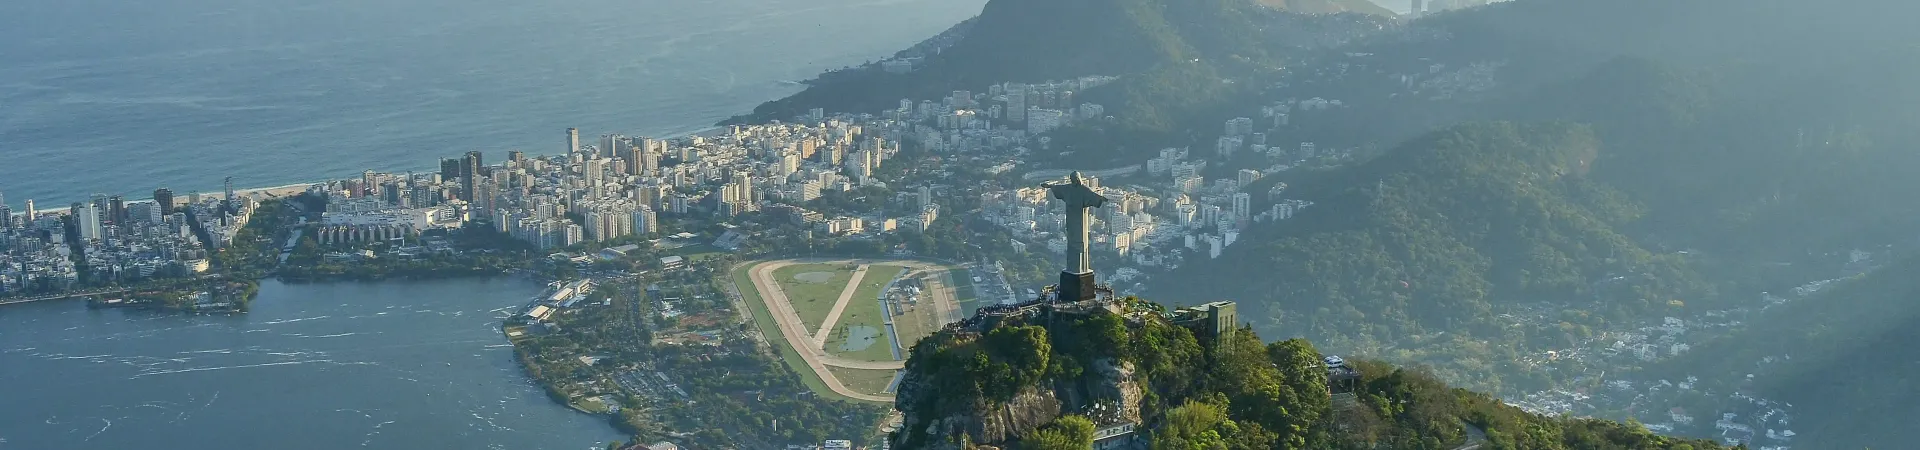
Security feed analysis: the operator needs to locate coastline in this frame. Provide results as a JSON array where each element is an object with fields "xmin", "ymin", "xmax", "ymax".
[
  {"xmin": 2, "ymin": 182, "xmax": 317, "ymax": 220},
  {"xmin": 205, "ymin": 183, "xmax": 318, "ymax": 201},
  {"xmin": 4, "ymin": 124, "xmax": 732, "ymax": 216}
]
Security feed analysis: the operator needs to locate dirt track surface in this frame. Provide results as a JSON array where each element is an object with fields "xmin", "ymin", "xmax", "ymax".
[{"xmin": 748, "ymin": 259, "xmax": 900, "ymax": 402}]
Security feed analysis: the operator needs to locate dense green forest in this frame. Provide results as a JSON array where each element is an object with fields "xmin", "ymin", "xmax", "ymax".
[{"xmin": 892, "ymin": 297, "xmax": 1728, "ymax": 450}]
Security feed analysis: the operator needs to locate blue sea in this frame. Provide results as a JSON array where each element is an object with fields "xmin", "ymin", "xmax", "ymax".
[
  {"xmin": 0, "ymin": 279, "xmax": 626, "ymax": 450},
  {"xmin": 0, "ymin": 0, "xmax": 983, "ymax": 448},
  {"xmin": 0, "ymin": 0, "xmax": 984, "ymax": 207}
]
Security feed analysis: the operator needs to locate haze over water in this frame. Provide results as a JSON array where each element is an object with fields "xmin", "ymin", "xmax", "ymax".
[{"xmin": 0, "ymin": 0, "xmax": 985, "ymax": 207}]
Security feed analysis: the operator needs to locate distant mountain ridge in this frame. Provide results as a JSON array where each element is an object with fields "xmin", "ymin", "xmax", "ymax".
[
  {"xmin": 729, "ymin": 0, "xmax": 1387, "ymax": 124},
  {"xmin": 1160, "ymin": 0, "xmax": 1920, "ymax": 341}
]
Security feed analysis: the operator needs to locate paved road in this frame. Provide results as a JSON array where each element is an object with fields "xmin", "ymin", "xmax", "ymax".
[
  {"xmin": 921, "ymin": 266, "xmax": 962, "ymax": 327},
  {"xmin": 0, "ymin": 288, "xmax": 131, "ymax": 306},
  {"xmin": 811, "ymin": 264, "xmax": 870, "ymax": 348},
  {"xmin": 749, "ymin": 259, "xmax": 896, "ymax": 402},
  {"xmin": 818, "ymin": 354, "xmax": 908, "ymax": 370}
]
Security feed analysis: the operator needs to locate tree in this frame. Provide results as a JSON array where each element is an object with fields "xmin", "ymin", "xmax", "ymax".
[
  {"xmin": 1025, "ymin": 415, "xmax": 1096, "ymax": 450},
  {"xmin": 973, "ymin": 325, "xmax": 1052, "ymax": 402},
  {"xmin": 1152, "ymin": 399, "xmax": 1232, "ymax": 450},
  {"xmin": 1265, "ymin": 338, "xmax": 1332, "ymax": 449}
]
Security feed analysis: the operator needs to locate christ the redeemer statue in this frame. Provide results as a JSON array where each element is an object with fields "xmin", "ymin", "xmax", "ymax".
[{"xmin": 1042, "ymin": 171, "xmax": 1108, "ymax": 301}]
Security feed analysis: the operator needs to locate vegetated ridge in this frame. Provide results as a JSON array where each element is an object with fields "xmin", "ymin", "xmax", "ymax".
[
  {"xmin": 890, "ymin": 296, "xmax": 1730, "ymax": 450},
  {"xmin": 729, "ymin": 0, "xmax": 1384, "ymax": 125}
]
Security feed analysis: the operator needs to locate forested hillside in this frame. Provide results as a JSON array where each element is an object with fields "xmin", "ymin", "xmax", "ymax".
[
  {"xmin": 891, "ymin": 297, "xmax": 1730, "ymax": 450},
  {"xmin": 1168, "ymin": 122, "xmax": 1708, "ymax": 357}
]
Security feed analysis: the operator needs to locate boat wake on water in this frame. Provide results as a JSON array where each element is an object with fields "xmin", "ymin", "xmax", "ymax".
[
  {"xmin": 131, "ymin": 359, "xmax": 333, "ymax": 379},
  {"xmin": 260, "ymin": 315, "xmax": 330, "ymax": 325}
]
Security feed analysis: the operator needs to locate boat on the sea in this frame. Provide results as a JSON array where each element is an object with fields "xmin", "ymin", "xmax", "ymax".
[{"xmin": 85, "ymin": 297, "xmax": 130, "ymax": 309}]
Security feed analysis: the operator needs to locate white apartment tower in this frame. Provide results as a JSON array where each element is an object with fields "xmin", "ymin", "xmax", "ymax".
[
  {"xmin": 1232, "ymin": 192, "xmax": 1252, "ymax": 223},
  {"xmin": 79, "ymin": 202, "xmax": 104, "ymax": 241}
]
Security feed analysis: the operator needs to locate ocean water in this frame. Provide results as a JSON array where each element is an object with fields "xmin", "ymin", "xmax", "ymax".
[
  {"xmin": 0, "ymin": 0, "xmax": 985, "ymax": 207},
  {"xmin": 0, "ymin": 0, "xmax": 986, "ymax": 448},
  {"xmin": 0, "ymin": 278, "xmax": 624, "ymax": 450}
]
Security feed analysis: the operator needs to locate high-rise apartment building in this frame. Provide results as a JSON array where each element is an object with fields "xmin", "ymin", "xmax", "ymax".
[
  {"xmin": 733, "ymin": 173, "xmax": 753, "ymax": 205},
  {"xmin": 108, "ymin": 195, "xmax": 127, "ymax": 226},
  {"xmin": 633, "ymin": 205, "xmax": 658, "ymax": 235},
  {"xmin": 153, "ymin": 188, "xmax": 175, "ymax": 216},
  {"xmin": 599, "ymin": 134, "xmax": 625, "ymax": 159},
  {"xmin": 223, "ymin": 177, "xmax": 236, "ymax": 213},
  {"xmin": 1232, "ymin": 192, "xmax": 1252, "ymax": 223},
  {"xmin": 1006, "ymin": 84, "xmax": 1028, "ymax": 123},
  {"xmin": 79, "ymin": 202, "xmax": 104, "ymax": 241},
  {"xmin": 462, "ymin": 151, "xmax": 484, "ymax": 202}
]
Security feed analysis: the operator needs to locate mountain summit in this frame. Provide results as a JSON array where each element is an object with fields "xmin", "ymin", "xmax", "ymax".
[{"xmin": 890, "ymin": 293, "xmax": 1729, "ymax": 450}]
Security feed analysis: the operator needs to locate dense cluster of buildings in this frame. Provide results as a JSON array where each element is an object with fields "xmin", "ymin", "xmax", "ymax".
[
  {"xmin": 883, "ymin": 76, "xmax": 1116, "ymax": 155},
  {"xmin": 1406, "ymin": 0, "xmax": 1491, "ymax": 18},
  {"xmin": 1494, "ymin": 273, "xmax": 1862, "ymax": 450},
  {"xmin": 0, "ymin": 186, "xmax": 254, "ymax": 295},
  {"xmin": 315, "ymin": 74, "xmax": 1131, "ymax": 252},
  {"xmin": 322, "ymin": 120, "xmax": 911, "ymax": 249},
  {"xmin": 976, "ymin": 107, "xmax": 1337, "ymax": 283}
]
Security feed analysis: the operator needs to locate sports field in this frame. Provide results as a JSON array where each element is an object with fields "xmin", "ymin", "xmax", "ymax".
[
  {"xmin": 770, "ymin": 263, "xmax": 858, "ymax": 335},
  {"xmin": 828, "ymin": 265, "xmax": 905, "ymax": 362},
  {"xmin": 735, "ymin": 258, "xmax": 971, "ymax": 402}
]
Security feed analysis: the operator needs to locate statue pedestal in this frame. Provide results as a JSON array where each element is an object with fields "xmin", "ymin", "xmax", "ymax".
[{"xmin": 1058, "ymin": 270, "xmax": 1096, "ymax": 302}]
